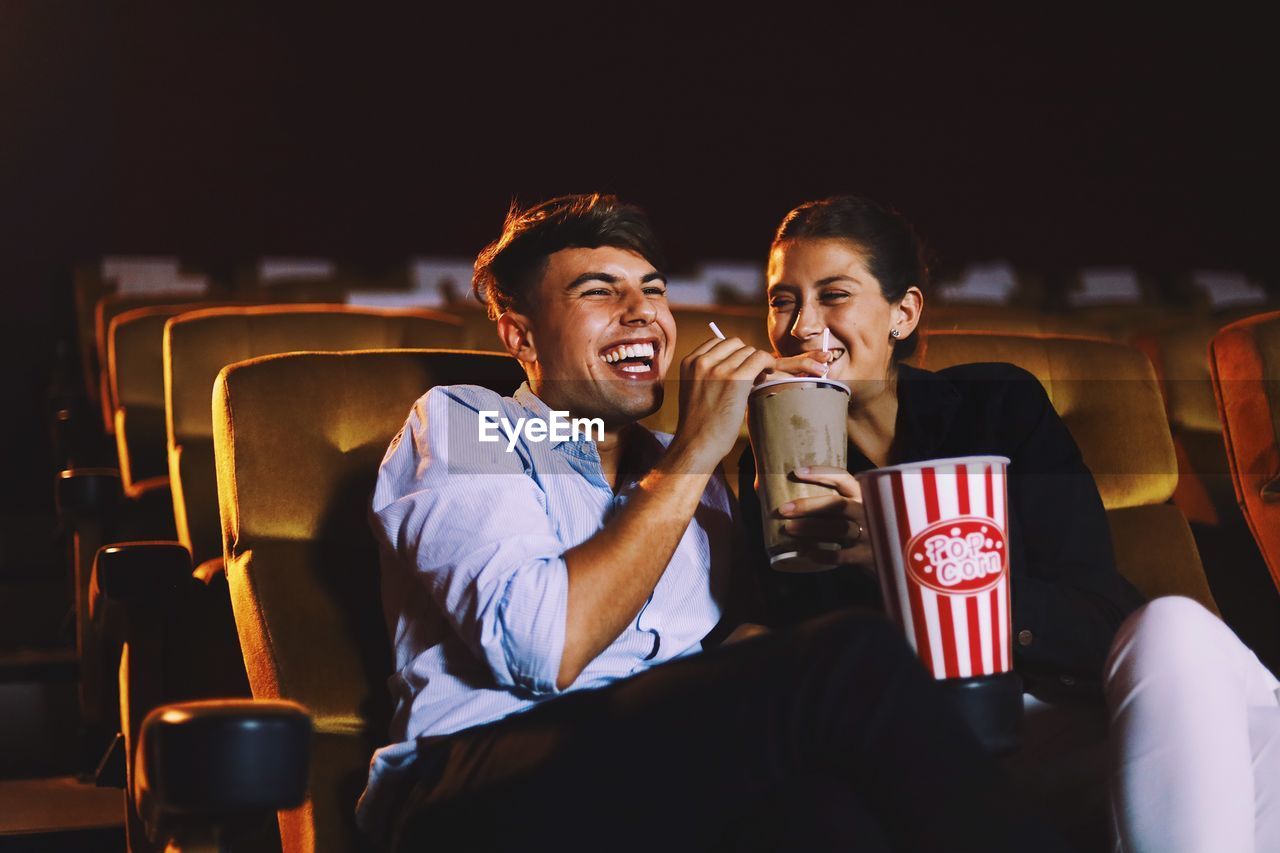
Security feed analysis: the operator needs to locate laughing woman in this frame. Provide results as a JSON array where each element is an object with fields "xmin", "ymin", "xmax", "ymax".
[{"xmin": 737, "ymin": 195, "xmax": 1280, "ymax": 852}]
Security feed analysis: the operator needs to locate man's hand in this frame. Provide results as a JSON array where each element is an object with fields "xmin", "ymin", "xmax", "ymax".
[{"xmin": 672, "ymin": 336, "xmax": 777, "ymax": 466}]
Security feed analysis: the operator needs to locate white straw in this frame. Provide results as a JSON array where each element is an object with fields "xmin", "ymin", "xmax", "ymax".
[
  {"xmin": 821, "ymin": 327, "xmax": 830, "ymax": 353},
  {"xmin": 708, "ymin": 322, "xmax": 726, "ymax": 340}
]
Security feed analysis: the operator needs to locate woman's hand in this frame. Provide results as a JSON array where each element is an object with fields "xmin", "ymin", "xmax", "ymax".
[
  {"xmin": 778, "ymin": 465, "xmax": 874, "ymax": 572},
  {"xmin": 760, "ymin": 350, "xmax": 832, "ymax": 381}
]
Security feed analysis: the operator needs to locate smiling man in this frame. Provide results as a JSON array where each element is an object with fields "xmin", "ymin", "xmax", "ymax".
[{"xmin": 357, "ymin": 194, "xmax": 1064, "ymax": 852}]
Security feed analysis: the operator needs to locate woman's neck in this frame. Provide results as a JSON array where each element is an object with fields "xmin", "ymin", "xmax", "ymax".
[{"xmin": 846, "ymin": 370, "xmax": 900, "ymax": 468}]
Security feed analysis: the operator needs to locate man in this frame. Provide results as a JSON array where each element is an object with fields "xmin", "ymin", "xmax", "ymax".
[{"xmin": 358, "ymin": 194, "xmax": 1063, "ymax": 851}]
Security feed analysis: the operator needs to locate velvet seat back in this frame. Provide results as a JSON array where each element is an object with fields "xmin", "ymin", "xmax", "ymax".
[
  {"xmin": 97, "ymin": 293, "xmax": 217, "ymax": 433},
  {"xmin": 923, "ymin": 304, "xmax": 1104, "ymax": 338},
  {"xmin": 166, "ymin": 305, "xmax": 466, "ymax": 567},
  {"xmin": 1210, "ymin": 310, "xmax": 1280, "ymax": 592},
  {"xmin": 916, "ymin": 331, "xmax": 1218, "ymax": 612},
  {"xmin": 110, "ymin": 304, "xmax": 223, "ymax": 497},
  {"xmin": 213, "ymin": 350, "xmax": 525, "ymax": 852}
]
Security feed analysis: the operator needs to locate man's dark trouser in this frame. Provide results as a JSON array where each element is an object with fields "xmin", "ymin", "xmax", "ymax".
[{"xmin": 389, "ymin": 609, "xmax": 1068, "ymax": 852}]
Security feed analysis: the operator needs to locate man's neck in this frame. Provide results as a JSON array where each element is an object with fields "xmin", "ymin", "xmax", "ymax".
[
  {"xmin": 526, "ymin": 379, "xmax": 635, "ymax": 492},
  {"xmin": 596, "ymin": 425, "xmax": 633, "ymax": 493}
]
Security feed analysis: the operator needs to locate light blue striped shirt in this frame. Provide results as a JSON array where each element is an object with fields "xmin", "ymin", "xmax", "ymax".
[{"xmin": 356, "ymin": 381, "xmax": 735, "ymax": 833}]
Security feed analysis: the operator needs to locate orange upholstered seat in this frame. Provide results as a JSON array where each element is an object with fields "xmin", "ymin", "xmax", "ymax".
[
  {"xmin": 1209, "ymin": 310, "xmax": 1280, "ymax": 593},
  {"xmin": 165, "ymin": 304, "xmax": 466, "ymax": 569},
  {"xmin": 214, "ymin": 350, "xmax": 526, "ymax": 852}
]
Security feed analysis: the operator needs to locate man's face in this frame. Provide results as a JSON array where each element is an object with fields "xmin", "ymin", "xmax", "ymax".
[{"xmin": 515, "ymin": 246, "xmax": 675, "ymax": 428}]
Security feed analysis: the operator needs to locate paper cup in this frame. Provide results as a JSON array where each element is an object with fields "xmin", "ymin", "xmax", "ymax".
[
  {"xmin": 855, "ymin": 456, "xmax": 1013, "ymax": 680},
  {"xmin": 747, "ymin": 377, "xmax": 851, "ymax": 573}
]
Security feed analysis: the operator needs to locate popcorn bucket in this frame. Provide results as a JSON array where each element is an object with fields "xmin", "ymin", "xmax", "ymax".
[{"xmin": 855, "ymin": 455, "xmax": 1022, "ymax": 752}]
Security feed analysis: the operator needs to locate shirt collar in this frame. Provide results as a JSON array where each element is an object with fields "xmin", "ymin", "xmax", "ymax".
[
  {"xmin": 510, "ymin": 382, "xmax": 665, "ymax": 475},
  {"xmin": 512, "ymin": 382, "xmax": 578, "ymax": 452}
]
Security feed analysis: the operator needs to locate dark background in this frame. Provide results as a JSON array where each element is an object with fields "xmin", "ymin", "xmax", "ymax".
[{"xmin": 1, "ymin": 3, "xmax": 1276, "ymax": 508}]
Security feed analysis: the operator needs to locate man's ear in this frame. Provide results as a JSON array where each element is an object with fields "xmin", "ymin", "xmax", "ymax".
[
  {"xmin": 497, "ymin": 310, "xmax": 537, "ymax": 364},
  {"xmin": 895, "ymin": 286, "xmax": 924, "ymax": 339}
]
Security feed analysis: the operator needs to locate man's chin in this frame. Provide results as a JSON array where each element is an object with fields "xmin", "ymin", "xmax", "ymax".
[{"xmin": 596, "ymin": 383, "xmax": 664, "ymax": 428}]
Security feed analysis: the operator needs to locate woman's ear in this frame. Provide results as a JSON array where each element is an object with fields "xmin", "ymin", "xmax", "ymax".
[
  {"xmin": 497, "ymin": 310, "xmax": 537, "ymax": 364},
  {"xmin": 894, "ymin": 286, "xmax": 924, "ymax": 339}
]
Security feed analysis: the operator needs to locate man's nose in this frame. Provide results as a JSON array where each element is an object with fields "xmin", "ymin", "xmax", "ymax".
[
  {"xmin": 620, "ymin": 288, "xmax": 657, "ymax": 324},
  {"xmin": 789, "ymin": 300, "xmax": 823, "ymax": 342}
]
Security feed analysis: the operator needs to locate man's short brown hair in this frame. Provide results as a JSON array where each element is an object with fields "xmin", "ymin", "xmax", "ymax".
[{"xmin": 472, "ymin": 193, "xmax": 667, "ymax": 320}]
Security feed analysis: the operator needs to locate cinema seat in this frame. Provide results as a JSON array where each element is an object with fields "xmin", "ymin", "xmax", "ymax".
[
  {"xmin": 923, "ymin": 304, "xmax": 1103, "ymax": 338},
  {"xmin": 96, "ymin": 294, "xmax": 218, "ymax": 434},
  {"xmin": 447, "ymin": 304, "xmax": 507, "ymax": 351},
  {"xmin": 165, "ymin": 304, "xmax": 467, "ymax": 568},
  {"xmin": 1209, "ymin": 310, "xmax": 1280, "ymax": 593},
  {"xmin": 110, "ymin": 306, "xmax": 211, "ymax": 507},
  {"xmin": 99, "ymin": 306, "xmax": 466, "ymax": 852},
  {"xmin": 213, "ymin": 350, "xmax": 526, "ymax": 852},
  {"xmin": 59, "ymin": 303, "xmax": 234, "ymax": 755},
  {"xmin": 916, "ymin": 331, "xmax": 1218, "ymax": 613}
]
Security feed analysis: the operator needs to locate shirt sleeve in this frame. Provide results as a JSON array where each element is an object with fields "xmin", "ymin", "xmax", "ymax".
[
  {"xmin": 1001, "ymin": 373, "xmax": 1147, "ymax": 684},
  {"xmin": 370, "ymin": 387, "xmax": 568, "ymax": 695}
]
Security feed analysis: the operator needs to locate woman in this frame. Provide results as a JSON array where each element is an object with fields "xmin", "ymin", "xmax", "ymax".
[{"xmin": 739, "ymin": 195, "xmax": 1280, "ymax": 852}]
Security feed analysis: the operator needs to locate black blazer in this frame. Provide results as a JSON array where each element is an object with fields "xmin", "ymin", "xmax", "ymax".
[{"xmin": 737, "ymin": 361, "xmax": 1146, "ymax": 693}]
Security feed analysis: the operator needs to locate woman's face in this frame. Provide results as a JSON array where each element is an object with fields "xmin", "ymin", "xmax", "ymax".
[{"xmin": 766, "ymin": 238, "xmax": 921, "ymax": 389}]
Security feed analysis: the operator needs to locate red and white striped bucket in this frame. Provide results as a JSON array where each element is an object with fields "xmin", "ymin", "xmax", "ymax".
[{"xmin": 854, "ymin": 456, "xmax": 1012, "ymax": 680}]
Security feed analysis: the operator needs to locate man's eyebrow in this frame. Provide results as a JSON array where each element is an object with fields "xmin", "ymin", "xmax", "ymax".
[
  {"xmin": 565, "ymin": 270, "xmax": 667, "ymax": 290},
  {"xmin": 565, "ymin": 272, "xmax": 619, "ymax": 290}
]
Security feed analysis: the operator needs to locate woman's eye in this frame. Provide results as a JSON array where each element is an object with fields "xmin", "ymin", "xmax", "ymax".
[
  {"xmin": 768, "ymin": 297, "xmax": 795, "ymax": 309},
  {"xmin": 819, "ymin": 291, "xmax": 850, "ymax": 303}
]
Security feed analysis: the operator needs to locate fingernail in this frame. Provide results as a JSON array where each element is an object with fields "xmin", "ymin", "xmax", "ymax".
[
  {"xmin": 796, "ymin": 467, "xmax": 810, "ymax": 475},
  {"xmin": 779, "ymin": 502, "xmax": 795, "ymax": 513}
]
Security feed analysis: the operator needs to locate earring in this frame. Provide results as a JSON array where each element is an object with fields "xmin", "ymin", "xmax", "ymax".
[{"xmin": 890, "ymin": 328, "xmax": 901, "ymax": 339}]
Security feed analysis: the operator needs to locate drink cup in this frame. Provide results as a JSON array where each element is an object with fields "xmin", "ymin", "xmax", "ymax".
[
  {"xmin": 747, "ymin": 377, "xmax": 850, "ymax": 573},
  {"xmin": 855, "ymin": 455, "xmax": 1023, "ymax": 753}
]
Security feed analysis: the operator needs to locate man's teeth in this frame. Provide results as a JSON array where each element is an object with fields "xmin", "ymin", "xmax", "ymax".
[{"xmin": 601, "ymin": 342, "xmax": 656, "ymax": 363}]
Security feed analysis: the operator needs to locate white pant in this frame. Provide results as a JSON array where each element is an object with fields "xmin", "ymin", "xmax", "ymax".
[{"xmin": 1105, "ymin": 596, "xmax": 1280, "ymax": 853}]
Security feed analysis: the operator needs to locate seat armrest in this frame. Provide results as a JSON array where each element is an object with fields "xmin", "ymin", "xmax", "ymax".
[
  {"xmin": 91, "ymin": 542, "xmax": 194, "ymax": 621},
  {"xmin": 1263, "ymin": 475, "xmax": 1280, "ymax": 501},
  {"xmin": 56, "ymin": 468, "xmax": 121, "ymax": 525},
  {"xmin": 135, "ymin": 699, "xmax": 312, "ymax": 846}
]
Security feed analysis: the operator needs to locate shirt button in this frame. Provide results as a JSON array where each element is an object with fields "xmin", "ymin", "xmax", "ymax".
[{"xmin": 1017, "ymin": 629, "xmax": 1034, "ymax": 647}]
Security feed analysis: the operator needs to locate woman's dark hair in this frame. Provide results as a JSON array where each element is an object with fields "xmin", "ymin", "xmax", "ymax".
[
  {"xmin": 772, "ymin": 195, "xmax": 929, "ymax": 361},
  {"xmin": 473, "ymin": 193, "xmax": 666, "ymax": 320}
]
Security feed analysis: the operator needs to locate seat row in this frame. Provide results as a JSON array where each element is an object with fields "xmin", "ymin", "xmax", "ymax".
[
  {"xmin": 137, "ymin": 316, "xmax": 1280, "ymax": 852},
  {"xmin": 50, "ymin": 296, "xmax": 1280, "ymax": 852}
]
